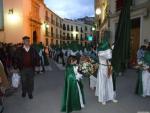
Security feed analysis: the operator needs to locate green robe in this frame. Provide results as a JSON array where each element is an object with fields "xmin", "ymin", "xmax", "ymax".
[
  {"xmin": 61, "ymin": 64, "xmax": 85, "ymax": 113},
  {"xmin": 135, "ymin": 51, "xmax": 150, "ymax": 95},
  {"xmin": 135, "ymin": 69, "xmax": 143, "ymax": 95}
]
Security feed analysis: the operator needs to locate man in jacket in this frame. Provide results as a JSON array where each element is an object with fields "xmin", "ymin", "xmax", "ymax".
[{"xmin": 16, "ymin": 36, "xmax": 39, "ymax": 99}]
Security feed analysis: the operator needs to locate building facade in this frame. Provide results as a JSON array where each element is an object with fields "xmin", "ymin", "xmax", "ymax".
[
  {"xmin": 0, "ymin": 0, "xmax": 93, "ymax": 46},
  {"xmin": 62, "ymin": 19, "xmax": 93, "ymax": 46},
  {"xmin": 44, "ymin": 8, "xmax": 63, "ymax": 45},
  {"xmin": 0, "ymin": 0, "xmax": 46, "ymax": 44},
  {"xmin": 109, "ymin": 0, "xmax": 150, "ymax": 61}
]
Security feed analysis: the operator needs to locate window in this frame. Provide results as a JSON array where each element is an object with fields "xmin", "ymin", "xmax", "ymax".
[
  {"xmin": 46, "ymin": 38, "xmax": 48, "ymax": 46},
  {"xmin": 71, "ymin": 25, "xmax": 73, "ymax": 31},
  {"xmin": 45, "ymin": 10, "xmax": 49, "ymax": 21},
  {"xmin": 51, "ymin": 27, "xmax": 53, "ymax": 37},
  {"xmin": 51, "ymin": 14, "xmax": 54, "ymax": 24},
  {"xmin": 56, "ymin": 40, "xmax": 58, "ymax": 44},
  {"xmin": 56, "ymin": 29, "xmax": 58, "ymax": 38},
  {"xmin": 63, "ymin": 32, "xmax": 66, "ymax": 40},
  {"xmin": 85, "ymin": 33, "xmax": 87, "ymax": 40},
  {"xmin": 63, "ymin": 24, "xmax": 66, "ymax": 30},
  {"xmin": 71, "ymin": 34, "xmax": 73, "ymax": 39},
  {"xmin": 80, "ymin": 34, "xmax": 83, "ymax": 40},
  {"xmin": 67, "ymin": 25, "xmax": 70, "ymax": 31},
  {"xmin": 56, "ymin": 17, "xmax": 58, "ymax": 26},
  {"xmin": 51, "ymin": 39, "xmax": 53, "ymax": 44},
  {"xmin": 60, "ymin": 31, "xmax": 62, "ymax": 38},
  {"xmin": 45, "ymin": 27, "xmax": 49, "ymax": 36},
  {"xmin": 67, "ymin": 33, "xmax": 70, "ymax": 40},
  {"xmin": 60, "ymin": 20, "xmax": 62, "ymax": 28},
  {"xmin": 85, "ymin": 26, "xmax": 87, "ymax": 31},
  {"xmin": 81, "ymin": 27, "xmax": 83, "ymax": 32},
  {"xmin": 76, "ymin": 26, "xmax": 78, "ymax": 31},
  {"xmin": 76, "ymin": 34, "xmax": 79, "ymax": 40}
]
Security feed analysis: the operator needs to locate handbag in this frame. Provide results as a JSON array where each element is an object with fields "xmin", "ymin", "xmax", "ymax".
[{"xmin": 11, "ymin": 73, "xmax": 20, "ymax": 88}]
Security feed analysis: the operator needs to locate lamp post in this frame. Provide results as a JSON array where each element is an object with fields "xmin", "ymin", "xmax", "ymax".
[
  {"xmin": 96, "ymin": 8, "xmax": 101, "ymax": 29},
  {"xmin": 95, "ymin": 7, "xmax": 101, "ymax": 45}
]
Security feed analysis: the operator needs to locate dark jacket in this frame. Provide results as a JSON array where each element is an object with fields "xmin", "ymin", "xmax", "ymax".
[{"xmin": 15, "ymin": 46, "xmax": 39, "ymax": 70}]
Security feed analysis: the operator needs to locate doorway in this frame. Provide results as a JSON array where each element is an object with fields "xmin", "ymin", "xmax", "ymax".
[
  {"xmin": 33, "ymin": 31, "xmax": 37, "ymax": 43},
  {"xmin": 130, "ymin": 18, "xmax": 140, "ymax": 64}
]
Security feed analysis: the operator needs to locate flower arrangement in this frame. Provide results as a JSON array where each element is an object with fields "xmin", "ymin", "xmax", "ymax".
[{"xmin": 78, "ymin": 56, "xmax": 99, "ymax": 77}]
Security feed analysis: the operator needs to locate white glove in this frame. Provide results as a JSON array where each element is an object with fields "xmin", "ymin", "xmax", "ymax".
[
  {"xmin": 76, "ymin": 73, "xmax": 83, "ymax": 80},
  {"xmin": 73, "ymin": 66, "xmax": 83, "ymax": 80}
]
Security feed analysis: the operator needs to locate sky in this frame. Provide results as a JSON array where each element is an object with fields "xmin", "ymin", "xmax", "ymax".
[{"xmin": 44, "ymin": 0, "xmax": 95, "ymax": 19}]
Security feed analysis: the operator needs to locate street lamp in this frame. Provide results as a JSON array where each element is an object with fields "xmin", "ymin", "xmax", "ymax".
[
  {"xmin": 72, "ymin": 31, "xmax": 77, "ymax": 40},
  {"xmin": 92, "ymin": 27, "xmax": 96, "ymax": 31},
  {"xmin": 7, "ymin": 9, "xmax": 20, "ymax": 25},
  {"xmin": 95, "ymin": 8, "xmax": 101, "ymax": 44},
  {"xmin": 96, "ymin": 8, "xmax": 101, "ymax": 15},
  {"xmin": 8, "ymin": 9, "xmax": 13, "ymax": 14},
  {"xmin": 46, "ymin": 24, "xmax": 49, "ymax": 28}
]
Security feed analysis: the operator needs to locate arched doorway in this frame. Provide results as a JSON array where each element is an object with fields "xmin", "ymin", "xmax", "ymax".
[{"xmin": 33, "ymin": 31, "xmax": 37, "ymax": 43}]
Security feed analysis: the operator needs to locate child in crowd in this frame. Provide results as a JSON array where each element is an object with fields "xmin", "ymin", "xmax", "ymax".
[{"xmin": 61, "ymin": 56, "xmax": 85, "ymax": 113}]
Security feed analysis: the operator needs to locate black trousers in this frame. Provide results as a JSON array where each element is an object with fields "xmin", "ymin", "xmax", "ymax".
[{"xmin": 21, "ymin": 68, "xmax": 34, "ymax": 95}]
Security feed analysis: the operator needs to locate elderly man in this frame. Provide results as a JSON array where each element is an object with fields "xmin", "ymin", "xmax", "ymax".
[{"xmin": 16, "ymin": 36, "xmax": 39, "ymax": 99}]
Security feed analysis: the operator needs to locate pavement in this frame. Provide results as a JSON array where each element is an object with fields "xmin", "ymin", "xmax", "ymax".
[{"xmin": 3, "ymin": 59, "xmax": 150, "ymax": 113}]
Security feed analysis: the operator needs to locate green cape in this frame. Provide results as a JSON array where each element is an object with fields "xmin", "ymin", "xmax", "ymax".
[{"xmin": 61, "ymin": 64, "xmax": 85, "ymax": 113}]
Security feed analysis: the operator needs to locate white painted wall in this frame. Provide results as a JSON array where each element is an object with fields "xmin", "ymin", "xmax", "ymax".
[
  {"xmin": 141, "ymin": 16, "xmax": 150, "ymax": 44},
  {"xmin": 2, "ymin": 0, "xmax": 24, "ymax": 43},
  {"xmin": 109, "ymin": 0, "xmax": 116, "ymax": 14}
]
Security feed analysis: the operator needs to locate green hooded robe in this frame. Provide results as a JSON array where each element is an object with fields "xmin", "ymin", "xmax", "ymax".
[{"xmin": 61, "ymin": 64, "xmax": 85, "ymax": 113}]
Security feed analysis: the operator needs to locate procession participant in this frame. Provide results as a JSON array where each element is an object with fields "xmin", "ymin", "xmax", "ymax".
[
  {"xmin": 95, "ymin": 40, "xmax": 118, "ymax": 105},
  {"xmin": 61, "ymin": 55, "xmax": 85, "ymax": 113},
  {"xmin": 136, "ymin": 50, "xmax": 150, "ymax": 97}
]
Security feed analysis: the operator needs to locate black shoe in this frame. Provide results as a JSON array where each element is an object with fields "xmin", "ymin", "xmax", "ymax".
[
  {"xmin": 28, "ymin": 94, "xmax": 33, "ymax": 99},
  {"xmin": 22, "ymin": 93, "xmax": 26, "ymax": 98}
]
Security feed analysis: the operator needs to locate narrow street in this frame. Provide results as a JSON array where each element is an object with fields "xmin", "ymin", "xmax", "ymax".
[{"xmin": 4, "ymin": 60, "xmax": 150, "ymax": 113}]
